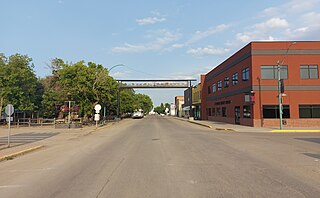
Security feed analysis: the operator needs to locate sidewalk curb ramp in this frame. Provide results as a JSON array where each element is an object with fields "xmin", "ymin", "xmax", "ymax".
[
  {"xmin": 0, "ymin": 145, "xmax": 45, "ymax": 162},
  {"xmin": 272, "ymin": 130, "xmax": 320, "ymax": 133}
]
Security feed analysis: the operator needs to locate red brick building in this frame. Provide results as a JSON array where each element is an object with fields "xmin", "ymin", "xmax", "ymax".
[{"xmin": 201, "ymin": 41, "xmax": 320, "ymax": 127}]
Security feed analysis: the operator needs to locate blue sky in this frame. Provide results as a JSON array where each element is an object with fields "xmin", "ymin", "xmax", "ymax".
[{"xmin": 1, "ymin": 0, "xmax": 320, "ymax": 106}]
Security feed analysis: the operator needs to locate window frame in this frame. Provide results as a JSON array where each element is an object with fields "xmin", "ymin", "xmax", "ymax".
[
  {"xmin": 261, "ymin": 65, "xmax": 288, "ymax": 80},
  {"xmin": 300, "ymin": 65, "xmax": 319, "ymax": 79},
  {"xmin": 217, "ymin": 80, "xmax": 222, "ymax": 91},
  {"xmin": 212, "ymin": 83, "xmax": 216, "ymax": 93},
  {"xmin": 243, "ymin": 105, "xmax": 251, "ymax": 118},
  {"xmin": 242, "ymin": 68, "xmax": 250, "ymax": 81},
  {"xmin": 232, "ymin": 72, "xmax": 238, "ymax": 85},
  {"xmin": 224, "ymin": 77, "xmax": 229, "ymax": 88},
  {"xmin": 262, "ymin": 105, "xmax": 290, "ymax": 119},
  {"xmin": 299, "ymin": 105, "xmax": 320, "ymax": 118}
]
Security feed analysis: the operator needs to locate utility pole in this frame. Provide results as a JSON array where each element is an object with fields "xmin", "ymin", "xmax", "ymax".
[
  {"xmin": 277, "ymin": 42, "xmax": 296, "ymax": 129},
  {"xmin": 277, "ymin": 61, "xmax": 283, "ymax": 129}
]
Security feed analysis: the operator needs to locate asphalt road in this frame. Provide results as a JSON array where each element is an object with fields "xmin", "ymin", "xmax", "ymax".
[{"xmin": 0, "ymin": 116, "xmax": 319, "ymax": 198}]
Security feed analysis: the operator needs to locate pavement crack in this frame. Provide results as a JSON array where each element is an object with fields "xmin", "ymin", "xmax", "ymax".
[{"xmin": 96, "ymin": 157, "xmax": 125, "ymax": 198}]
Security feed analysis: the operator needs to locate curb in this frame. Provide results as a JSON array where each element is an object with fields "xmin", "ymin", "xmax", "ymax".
[
  {"xmin": 83, "ymin": 122, "xmax": 118, "ymax": 136},
  {"xmin": 0, "ymin": 145, "xmax": 45, "ymax": 162},
  {"xmin": 215, "ymin": 128, "xmax": 236, "ymax": 132},
  {"xmin": 187, "ymin": 121, "xmax": 212, "ymax": 128},
  {"xmin": 272, "ymin": 130, "xmax": 320, "ymax": 133}
]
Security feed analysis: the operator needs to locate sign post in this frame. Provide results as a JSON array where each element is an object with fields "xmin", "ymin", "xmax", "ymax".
[
  {"xmin": 94, "ymin": 104, "xmax": 101, "ymax": 129},
  {"xmin": 5, "ymin": 104, "xmax": 14, "ymax": 148}
]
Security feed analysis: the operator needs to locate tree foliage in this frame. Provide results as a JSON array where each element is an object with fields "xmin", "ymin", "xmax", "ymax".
[
  {"xmin": 0, "ymin": 54, "xmax": 155, "ymax": 120},
  {"xmin": 0, "ymin": 53, "xmax": 38, "ymax": 112}
]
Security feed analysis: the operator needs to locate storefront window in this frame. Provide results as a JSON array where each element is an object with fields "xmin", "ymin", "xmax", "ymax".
[
  {"xmin": 299, "ymin": 105, "xmax": 320, "ymax": 118},
  {"xmin": 243, "ymin": 105, "xmax": 251, "ymax": 118},
  {"xmin": 263, "ymin": 105, "xmax": 290, "ymax": 118}
]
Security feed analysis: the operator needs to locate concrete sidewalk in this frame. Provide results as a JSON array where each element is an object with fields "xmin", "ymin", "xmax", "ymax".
[
  {"xmin": 175, "ymin": 117, "xmax": 320, "ymax": 133},
  {"xmin": 0, "ymin": 122, "xmax": 115, "ymax": 161}
]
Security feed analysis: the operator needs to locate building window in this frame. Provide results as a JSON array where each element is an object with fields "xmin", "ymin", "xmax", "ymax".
[
  {"xmin": 222, "ymin": 107, "xmax": 227, "ymax": 117},
  {"xmin": 299, "ymin": 105, "xmax": 320, "ymax": 118},
  {"xmin": 263, "ymin": 105, "xmax": 290, "ymax": 118},
  {"xmin": 212, "ymin": 108, "xmax": 216, "ymax": 116},
  {"xmin": 242, "ymin": 68, "xmax": 250, "ymax": 81},
  {"xmin": 217, "ymin": 80, "xmax": 222, "ymax": 91},
  {"xmin": 224, "ymin": 77, "xmax": 229, "ymax": 88},
  {"xmin": 232, "ymin": 73, "xmax": 238, "ymax": 85},
  {"xmin": 243, "ymin": 105, "xmax": 251, "ymax": 118},
  {"xmin": 216, "ymin": 108, "xmax": 221, "ymax": 116},
  {"xmin": 212, "ymin": 84, "xmax": 216, "ymax": 93},
  {"xmin": 261, "ymin": 66, "xmax": 288, "ymax": 79},
  {"xmin": 300, "ymin": 65, "xmax": 319, "ymax": 79},
  {"xmin": 208, "ymin": 86, "xmax": 211, "ymax": 94},
  {"xmin": 208, "ymin": 108, "xmax": 212, "ymax": 116}
]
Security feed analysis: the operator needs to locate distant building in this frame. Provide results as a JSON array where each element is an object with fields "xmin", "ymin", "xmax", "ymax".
[
  {"xmin": 170, "ymin": 103, "xmax": 176, "ymax": 116},
  {"xmin": 175, "ymin": 96, "xmax": 184, "ymax": 117},
  {"xmin": 192, "ymin": 75, "xmax": 205, "ymax": 120},
  {"xmin": 183, "ymin": 88, "xmax": 191, "ymax": 118},
  {"xmin": 202, "ymin": 41, "xmax": 320, "ymax": 127}
]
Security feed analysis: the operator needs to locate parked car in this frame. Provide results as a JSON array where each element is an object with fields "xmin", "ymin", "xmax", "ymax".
[{"xmin": 132, "ymin": 110, "xmax": 144, "ymax": 119}]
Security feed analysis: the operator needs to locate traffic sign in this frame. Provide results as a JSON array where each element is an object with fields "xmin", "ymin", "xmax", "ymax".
[
  {"xmin": 6, "ymin": 117, "xmax": 13, "ymax": 122},
  {"xmin": 5, "ymin": 104, "xmax": 14, "ymax": 116},
  {"xmin": 95, "ymin": 104, "xmax": 101, "ymax": 113},
  {"xmin": 94, "ymin": 114, "xmax": 100, "ymax": 121}
]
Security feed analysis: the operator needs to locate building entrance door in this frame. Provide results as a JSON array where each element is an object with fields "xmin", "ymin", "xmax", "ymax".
[{"xmin": 235, "ymin": 106, "xmax": 240, "ymax": 125}]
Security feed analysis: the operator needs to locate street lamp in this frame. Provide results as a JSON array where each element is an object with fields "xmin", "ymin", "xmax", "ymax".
[
  {"xmin": 108, "ymin": 64, "xmax": 125, "ymax": 73},
  {"xmin": 277, "ymin": 42, "xmax": 296, "ymax": 129},
  {"xmin": 104, "ymin": 64, "xmax": 125, "ymax": 120}
]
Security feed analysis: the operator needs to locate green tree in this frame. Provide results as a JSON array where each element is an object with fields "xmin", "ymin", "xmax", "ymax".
[
  {"xmin": 120, "ymin": 89, "xmax": 135, "ymax": 114},
  {"xmin": 154, "ymin": 103, "xmax": 165, "ymax": 114},
  {"xmin": 0, "ymin": 53, "xmax": 37, "ymax": 112},
  {"xmin": 133, "ymin": 93, "xmax": 153, "ymax": 113}
]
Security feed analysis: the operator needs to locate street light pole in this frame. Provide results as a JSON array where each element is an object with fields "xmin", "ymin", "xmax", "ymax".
[
  {"xmin": 108, "ymin": 64, "xmax": 124, "ymax": 73},
  {"xmin": 107, "ymin": 64, "xmax": 124, "ymax": 120},
  {"xmin": 277, "ymin": 42, "xmax": 296, "ymax": 129},
  {"xmin": 277, "ymin": 60, "xmax": 283, "ymax": 129}
]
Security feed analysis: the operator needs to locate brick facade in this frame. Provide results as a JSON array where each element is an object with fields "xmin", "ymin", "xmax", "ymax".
[{"xmin": 202, "ymin": 41, "xmax": 320, "ymax": 128}]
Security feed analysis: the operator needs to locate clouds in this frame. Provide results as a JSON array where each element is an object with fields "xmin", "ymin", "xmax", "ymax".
[
  {"xmin": 186, "ymin": 24, "xmax": 230, "ymax": 45},
  {"xmin": 112, "ymin": 30, "xmax": 181, "ymax": 53},
  {"xmin": 234, "ymin": 17, "xmax": 289, "ymax": 43},
  {"xmin": 112, "ymin": 22, "xmax": 231, "ymax": 57},
  {"xmin": 234, "ymin": 0, "xmax": 320, "ymax": 43},
  {"xmin": 112, "ymin": 0, "xmax": 320, "ymax": 57},
  {"xmin": 187, "ymin": 46, "xmax": 230, "ymax": 57},
  {"xmin": 136, "ymin": 17, "xmax": 166, "ymax": 25}
]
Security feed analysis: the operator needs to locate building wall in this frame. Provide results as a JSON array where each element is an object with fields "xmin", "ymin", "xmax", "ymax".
[
  {"xmin": 202, "ymin": 43, "xmax": 253, "ymax": 124},
  {"xmin": 251, "ymin": 41, "xmax": 320, "ymax": 127},
  {"xmin": 192, "ymin": 84, "xmax": 201, "ymax": 104},
  {"xmin": 202, "ymin": 41, "xmax": 320, "ymax": 127},
  {"xmin": 175, "ymin": 96, "xmax": 184, "ymax": 117}
]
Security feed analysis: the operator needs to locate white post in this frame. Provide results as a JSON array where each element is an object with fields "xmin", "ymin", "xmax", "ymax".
[
  {"xmin": 68, "ymin": 101, "xmax": 71, "ymax": 128},
  {"xmin": 8, "ymin": 108, "xmax": 11, "ymax": 148}
]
